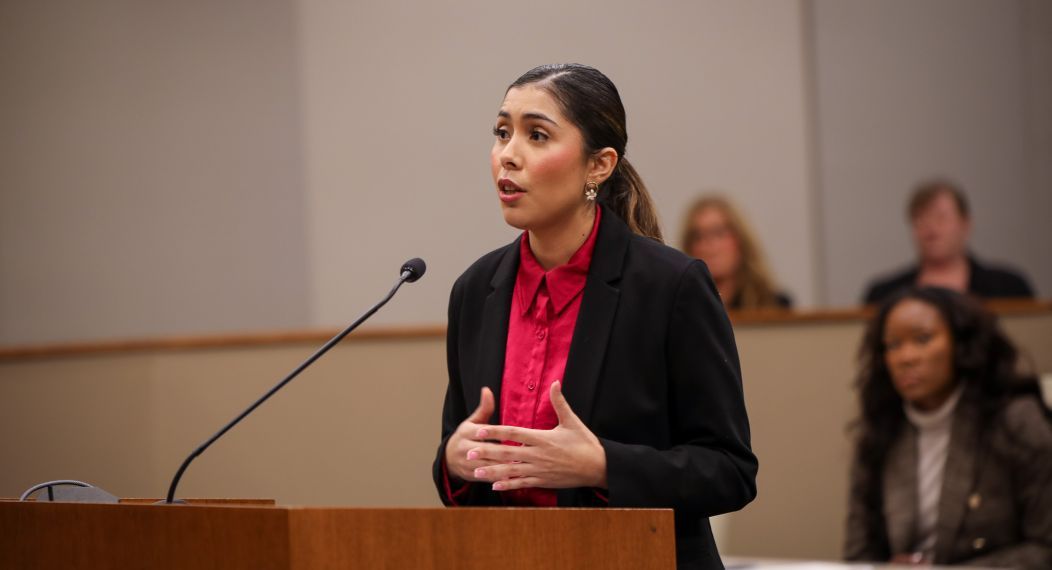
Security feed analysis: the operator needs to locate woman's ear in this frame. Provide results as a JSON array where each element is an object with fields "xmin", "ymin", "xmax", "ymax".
[{"xmin": 588, "ymin": 147, "xmax": 619, "ymax": 185}]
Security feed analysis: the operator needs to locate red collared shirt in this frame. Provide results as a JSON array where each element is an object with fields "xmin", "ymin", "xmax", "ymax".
[
  {"xmin": 498, "ymin": 206, "xmax": 601, "ymax": 506},
  {"xmin": 443, "ymin": 207, "xmax": 602, "ymax": 506}
]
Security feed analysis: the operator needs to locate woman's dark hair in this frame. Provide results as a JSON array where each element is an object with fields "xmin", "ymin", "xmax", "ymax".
[
  {"xmin": 852, "ymin": 286, "xmax": 1040, "ymax": 508},
  {"xmin": 508, "ymin": 64, "xmax": 663, "ymax": 241}
]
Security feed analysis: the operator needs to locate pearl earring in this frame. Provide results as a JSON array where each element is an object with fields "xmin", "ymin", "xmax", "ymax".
[{"xmin": 584, "ymin": 181, "xmax": 598, "ymax": 201}]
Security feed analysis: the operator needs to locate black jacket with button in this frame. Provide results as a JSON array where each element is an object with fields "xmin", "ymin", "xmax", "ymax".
[
  {"xmin": 844, "ymin": 387, "xmax": 1052, "ymax": 568},
  {"xmin": 433, "ymin": 210, "xmax": 758, "ymax": 570}
]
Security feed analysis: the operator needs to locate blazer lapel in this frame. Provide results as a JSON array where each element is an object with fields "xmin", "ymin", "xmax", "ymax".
[
  {"xmin": 933, "ymin": 396, "xmax": 981, "ymax": 563},
  {"xmin": 474, "ymin": 239, "xmax": 520, "ymax": 425},
  {"xmin": 560, "ymin": 210, "xmax": 629, "ymax": 426},
  {"xmin": 883, "ymin": 426, "xmax": 919, "ymax": 556}
]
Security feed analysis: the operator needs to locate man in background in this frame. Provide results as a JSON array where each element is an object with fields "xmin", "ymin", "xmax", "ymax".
[{"xmin": 862, "ymin": 179, "xmax": 1034, "ymax": 305}]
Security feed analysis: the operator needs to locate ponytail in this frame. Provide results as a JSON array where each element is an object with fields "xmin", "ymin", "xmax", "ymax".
[{"xmin": 603, "ymin": 158, "xmax": 663, "ymax": 242}]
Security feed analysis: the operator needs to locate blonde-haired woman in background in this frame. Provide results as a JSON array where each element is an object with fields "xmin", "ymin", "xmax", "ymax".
[{"xmin": 680, "ymin": 194, "xmax": 791, "ymax": 310}]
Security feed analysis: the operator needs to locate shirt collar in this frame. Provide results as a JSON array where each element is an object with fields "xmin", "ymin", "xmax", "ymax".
[
  {"xmin": 903, "ymin": 383, "xmax": 965, "ymax": 429},
  {"xmin": 516, "ymin": 206, "xmax": 602, "ymax": 315}
]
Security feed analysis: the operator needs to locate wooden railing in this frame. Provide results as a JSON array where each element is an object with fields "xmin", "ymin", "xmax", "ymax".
[{"xmin": 1, "ymin": 300, "xmax": 1047, "ymax": 361}]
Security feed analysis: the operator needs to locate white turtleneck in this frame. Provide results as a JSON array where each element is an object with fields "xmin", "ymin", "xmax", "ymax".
[{"xmin": 902, "ymin": 384, "xmax": 964, "ymax": 558}]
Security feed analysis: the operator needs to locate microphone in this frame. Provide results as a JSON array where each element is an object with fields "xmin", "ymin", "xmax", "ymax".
[
  {"xmin": 400, "ymin": 258, "xmax": 426, "ymax": 283},
  {"xmin": 162, "ymin": 258, "xmax": 427, "ymax": 504}
]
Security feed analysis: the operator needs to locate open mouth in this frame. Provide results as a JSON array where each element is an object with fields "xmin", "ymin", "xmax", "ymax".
[{"xmin": 499, "ymin": 179, "xmax": 525, "ymax": 195}]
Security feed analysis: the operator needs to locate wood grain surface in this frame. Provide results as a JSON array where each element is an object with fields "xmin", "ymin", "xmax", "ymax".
[
  {"xmin": 1, "ymin": 299, "xmax": 1046, "ymax": 360},
  {"xmin": 0, "ymin": 502, "xmax": 676, "ymax": 569},
  {"xmin": 0, "ymin": 501, "xmax": 291, "ymax": 570}
]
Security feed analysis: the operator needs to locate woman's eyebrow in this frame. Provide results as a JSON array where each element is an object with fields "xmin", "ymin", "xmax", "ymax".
[{"xmin": 497, "ymin": 110, "xmax": 559, "ymax": 126}]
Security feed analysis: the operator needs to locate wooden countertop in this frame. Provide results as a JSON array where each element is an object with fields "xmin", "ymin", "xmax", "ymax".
[{"xmin": 1, "ymin": 300, "xmax": 1047, "ymax": 361}]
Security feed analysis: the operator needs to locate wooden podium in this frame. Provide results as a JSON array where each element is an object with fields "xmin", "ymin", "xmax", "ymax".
[{"xmin": 0, "ymin": 500, "xmax": 676, "ymax": 569}]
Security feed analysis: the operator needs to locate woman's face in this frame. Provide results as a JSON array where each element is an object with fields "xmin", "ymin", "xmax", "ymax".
[
  {"xmin": 491, "ymin": 86, "xmax": 592, "ymax": 232},
  {"xmin": 883, "ymin": 298, "xmax": 957, "ymax": 410},
  {"xmin": 688, "ymin": 206, "xmax": 741, "ymax": 281}
]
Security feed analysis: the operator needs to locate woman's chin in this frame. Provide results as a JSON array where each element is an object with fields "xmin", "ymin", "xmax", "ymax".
[{"xmin": 500, "ymin": 206, "xmax": 530, "ymax": 230}]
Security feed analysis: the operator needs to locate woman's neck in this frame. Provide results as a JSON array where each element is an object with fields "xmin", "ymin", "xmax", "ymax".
[
  {"xmin": 905, "ymin": 382, "xmax": 965, "ymax": 423},
  {"xmin": 528, "ymin": 206, "xmax": 596, "ymax": 270}
]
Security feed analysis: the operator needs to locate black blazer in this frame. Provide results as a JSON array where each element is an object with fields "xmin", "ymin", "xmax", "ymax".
[
  {"xmin": 433, "ymin": 210, "xmax": 758, "ymax": 570},
  {"xmin": 862, "ymin": 255, "xmax": 1034, "ymax": 305}
]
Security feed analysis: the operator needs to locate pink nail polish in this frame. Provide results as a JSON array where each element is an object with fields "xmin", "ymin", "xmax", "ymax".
[
  {"xmin": 477, "ymin": 429, "xmax": 489, "ymax": 439},
  {"xmin": 467, "ymin": 450, "xmax": 479, "ymax": 460},
  {"xmin": 493, "ymin": 482, "xmax": 505, "ymax": 491},
  {"xmin": 474, "ymin": 468, "xmax": 485, "ymax": 478}
]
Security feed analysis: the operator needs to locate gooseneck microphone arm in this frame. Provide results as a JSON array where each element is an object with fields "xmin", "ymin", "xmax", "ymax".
[{"xmin": 163, "ymin": 258, "xmax": 427, "ymax": 504}]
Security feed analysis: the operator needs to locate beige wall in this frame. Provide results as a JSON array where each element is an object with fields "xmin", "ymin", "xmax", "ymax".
[
  {"xmin": 297, "ymin": 0, "xmax": 818, "ymax": 326},
  {"xmin": 2, "ymin": 1, "xmax": 820, "ymax": 346},
  {"xmin": 813, "ymin": 0, "xmax": 1052, "ymax": 305},
  {"xmin": 0, "ymin": 338, "xmax": 448, "ymax": 505},
  {"xmin": 3, "ymin": 311, "xmax": 1049, "ymax": 559},
  {"xmin": 2, "ymin": 1, "xmax": 1047, "ymax": 346},
  {"xmin": 0, "ymin": 0, "xmax": 312, "ymax": 346},
  {"xmin": 1023, "ymin": 0, "xmax": 1052, "ymax": 296}
]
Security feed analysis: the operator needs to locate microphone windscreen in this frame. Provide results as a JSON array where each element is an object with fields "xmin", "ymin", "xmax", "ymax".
[{"xmin": 400, "ymin": 258, "xmax": 426, "ymax": 282}]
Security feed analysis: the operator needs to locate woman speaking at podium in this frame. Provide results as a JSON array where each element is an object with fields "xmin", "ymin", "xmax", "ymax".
[{"xmin": 432, "ymin": 64, "xmax": 757, "ymax": 570}]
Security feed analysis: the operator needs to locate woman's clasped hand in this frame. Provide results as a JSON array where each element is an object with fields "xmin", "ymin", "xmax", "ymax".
[{"xmin": 445, "ymin": 383, "xmax": 607, "ymax": 491}]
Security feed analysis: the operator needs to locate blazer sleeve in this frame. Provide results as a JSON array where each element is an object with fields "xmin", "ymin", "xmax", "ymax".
[
  {"xmin": 966, "ymin": 399, "xmax": 1052, "ymax": 569},
  {"xmin": 599, "ymin": 259, "xmax": 758, "ymax": 517},
  {"xmin": 431, "ymin": 278, "xmax": 501, "ymax": 506},
  {"xmin": 843, "ymin": 451, "xmax": 891, "ymax": 561}
]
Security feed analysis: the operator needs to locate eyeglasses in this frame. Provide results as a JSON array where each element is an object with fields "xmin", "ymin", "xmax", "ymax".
[{"xmin": 688, "ymin": 225, "xmax": 733, "ymax": 244}]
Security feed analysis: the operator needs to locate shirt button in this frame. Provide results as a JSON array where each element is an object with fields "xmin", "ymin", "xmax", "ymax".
[
  {"xmin": 536, "ymin": 329, "xmax": 546, "ymax": 340},
  {"xmin": 527, "ymin": 382, "xmax": 535, "ymax": 391},
  {"xmin": 967, "ymin": 493, "xmax": 982, "ymax": 510},
  {"xmin": 972, "ymin": 537, "xmax": 986, "ymax": 551}
]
